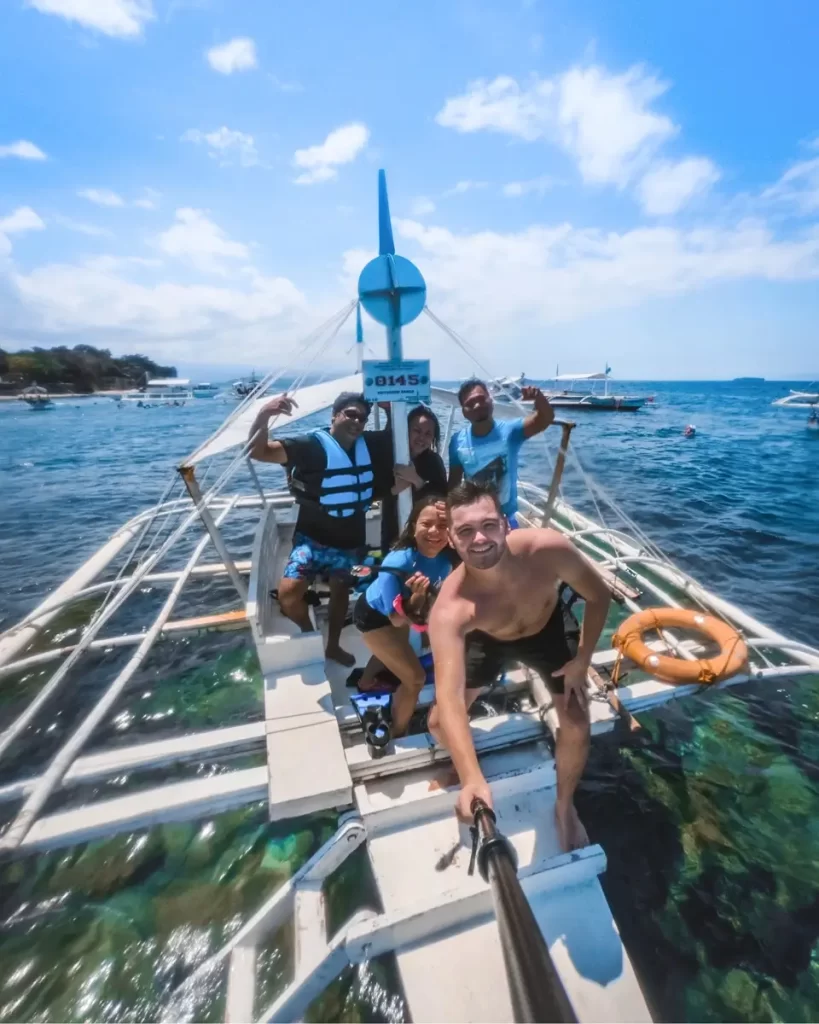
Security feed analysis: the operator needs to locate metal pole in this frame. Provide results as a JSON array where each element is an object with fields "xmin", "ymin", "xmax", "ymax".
[
  {"xmin": 544, "ymin": 422, "xmax": 575, "ymax": 524},
  {"xmin": 246, "ymin": 457, "xmax": 268, "ymax": 508},
  {"xmin": 472, "ymin": 800, "xmax": 576, "ymax": 1023},
  {"xmin": 180, "ymin": 467, "xmax": 248, "ymax": 602},
  {"xmin": 386, "ymin": 298, "xmax": 412, "ymax": 527}
]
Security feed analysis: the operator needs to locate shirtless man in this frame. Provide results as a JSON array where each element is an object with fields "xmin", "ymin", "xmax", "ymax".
[{"xmin": 428, "ymin": 480, "xmax": 611, "ymax": 851}]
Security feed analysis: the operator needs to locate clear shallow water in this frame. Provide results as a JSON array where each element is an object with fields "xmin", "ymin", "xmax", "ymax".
[{"xmin": 1, "ymin": 381, "xmax": 818, "ymax": 1021}]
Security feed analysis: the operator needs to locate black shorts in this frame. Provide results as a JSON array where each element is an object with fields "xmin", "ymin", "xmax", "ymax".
[
  {"xmin": 353, "ymin": 593, "xmax": 392, "ymax": 633},
  {"xmin": 465, "ymin": 602, "xmax": 580, "ymax": 695}
]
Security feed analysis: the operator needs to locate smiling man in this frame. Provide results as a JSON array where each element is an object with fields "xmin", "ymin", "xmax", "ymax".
[
  {"xmin": 448, "ymin": 377, "xmax": 555, "ymax": 528},
  {"xmin": 427, "ymin": 480, "xmax": 611, "ymax": 851},
  {"xmin": 249, "ymin": 391, "xmax": 392, "ymax": 666}
]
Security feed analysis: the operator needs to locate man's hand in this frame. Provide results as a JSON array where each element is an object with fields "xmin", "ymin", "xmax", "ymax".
[
  {"xmin": 521, "ymin": 386, "xmax": 555, "ymax": 438},
  {"xmin": 456, "ymin": 779, "xmax": 494, "ymax": 822},
  {"xmin": 551, "ymin": 655, "xmax": 590, "ymax": 711},
  {"xmin": 260, "ymin": 394, "xmax": 298, "ymax": 418},
  {"xmin": 521, "ymin": 385, "xmax": 555, "ymax": 424}
]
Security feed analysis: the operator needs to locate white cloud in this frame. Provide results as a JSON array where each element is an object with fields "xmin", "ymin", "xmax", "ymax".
[
  {"xmin": 78, "ymin": 188, "xmax": 125, "ymax": 207},
  {"xmin": 293, "ymin": 123, "xmax": 370, "ymax": 185},
  {"xmin": 502, "ymin": 175, "xmax": 554, "ymax": 198},
  {"xmin": 155, "ymin": 208, "xmax": 250, "ymax": 275},
  {"xmin": 389, "ymin": 216, "xmax": 819, "ymax": 340},
  {"xmin": 436, "ymin": 75, "xmax": 553, "ymax": 141},
  {"xmin": 54, "ymin": 215, "xmax": 113, "ymax": 237},
  {"xmin": 182, "ymin": 127, "xmax": 259, "ymax": 168},
  {"xmin": 444, "ymin": 180, "xmax": 489, "ymax": 196},
  {"xmin": 0, "ymin": 207, "xmax": 46, "ymax": 235},
  {"xmin": 25, "ymin": 0, "xmax": 154, "ymax": 38},
  {"xmin": 762, "ymin": 155, "xmax": 819, "ymax": 214},
  {"xmin": 268, "ymin": 74, "xmax": 303, "ymax": 93},
  {"xmin": 206, "ymin": 37, "xmax": 257, "ymax": 74},
  {"xmin": 409, "ymin": 197, "xmax": 436, "ymax": 217},
  {"xmin": 134, "ymin": 189, "xmax": 161, "ymax": 210},
  {"xmin": 0, "ymin": 140, "xmax": 48, "ymax": 161},
  {"xmin": 436, "ymin": 64, "xmax": 678, "ymax": 188},
  {"xmin": 637, "ymin": 157, "xmax": 720, "ymax": 215},
  {"xmin": 557, "ymin": 66, "xmax": 675, "ymax": 187}
]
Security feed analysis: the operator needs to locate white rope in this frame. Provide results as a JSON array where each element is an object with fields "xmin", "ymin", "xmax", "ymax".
[
  {"xmin": 185, "ymin": 301, "xmax": 357, "ymax": 466},
  {"xmin": 423, "ymin": 306, "xmax": 556, "ymax": 481}
]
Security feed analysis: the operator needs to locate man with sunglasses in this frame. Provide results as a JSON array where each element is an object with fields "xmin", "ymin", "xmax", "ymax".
[
  {"xmin": 249, "ymin": 391, "xmax": 392, "ymax": 665},
  {"xmin": 448, "ymin": 378, "xmax": 555, "ymax": 528}
]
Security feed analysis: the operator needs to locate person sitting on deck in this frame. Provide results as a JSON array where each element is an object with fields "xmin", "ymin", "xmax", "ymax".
[
  {"xmin": 448, "ymin": 378, "xmax": 555, "ymax": 528},
  {"xmin": 353, "ymin": 495, "xmax": 455, "ymax": 736},
  {"xmin": 248, "ymin": 391, "xmax": 392, "ymax": 666},
  {"xmin": 380, "ymin": 404, "xmax": 447, "ymax": 552},
  {"xmin": 427, "ymin": 481, "xmax": 611, "ymax": 852}
]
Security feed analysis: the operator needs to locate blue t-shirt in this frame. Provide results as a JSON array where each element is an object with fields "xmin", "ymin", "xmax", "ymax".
[
  {"xmin": 365, "ymin": 547, "xmax": 453, "ymax": 618},
  {"xmin": 448, "ymin": 418, "xmax": 525, "ymax": 517}
]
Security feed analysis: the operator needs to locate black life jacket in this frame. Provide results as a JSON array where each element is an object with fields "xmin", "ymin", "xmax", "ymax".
[{"xmin": 289, "ymin": 429, "xmax": 374, "ymax": 518}]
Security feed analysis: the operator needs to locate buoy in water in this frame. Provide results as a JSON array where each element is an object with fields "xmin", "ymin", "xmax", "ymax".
[{"xmin": 683, "ymin": 424, "xmax": 696, "ymax": 438}]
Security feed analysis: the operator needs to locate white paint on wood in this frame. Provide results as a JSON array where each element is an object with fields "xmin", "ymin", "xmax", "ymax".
[
  {"xmin": 225, "ymin": 944, "xmax": 256, "ymax": 1024},
  {"xmin": 19, "ymin": 767, "xmax": 268, "ymax": 853},
  {"xmin": 0, "ymin": 722, "xmax": 266, "ymax": 805}
]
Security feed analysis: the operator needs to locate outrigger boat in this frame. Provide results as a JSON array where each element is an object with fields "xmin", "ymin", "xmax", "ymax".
[
  {"xmin": 19, "ymin": 384, "xmax": 54, "ymax": 410},
  {"xmin": 2, "ymin": 173, "xmax": 819, "ymax": 1023},
  {"xmin": 545, "ymin": 368, "xmax": 649, "ymax": 412},
  {"xmin": 773, "ymin": 385, "xmax": 819, "ymax": 409}
]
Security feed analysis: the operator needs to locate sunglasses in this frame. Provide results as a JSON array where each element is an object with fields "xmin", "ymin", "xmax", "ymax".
[{"xmin": 340, "ymin": 408, "xmax": 368, "ymax": 424}]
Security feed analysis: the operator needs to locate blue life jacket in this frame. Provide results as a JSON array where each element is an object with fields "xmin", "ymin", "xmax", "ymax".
[{"xmin": 289, "ymin": 429, "xmax": 374, "ymax": 518}]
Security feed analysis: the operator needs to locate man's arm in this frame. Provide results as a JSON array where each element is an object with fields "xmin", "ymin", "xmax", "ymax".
[
  {"xmin": 547, "ymin": 534, "xmax": 611, "ymax": 706},
  {"xmin": 247, "ymin": 395, "xmax": 297, "ymax": 463},
  {"xmin": 520, "ymin": 386, "xmax": 555, "ymax": 439},
  {"xmin": 429, "ymin": 600, "xmax": 493, "ymax": 816}
]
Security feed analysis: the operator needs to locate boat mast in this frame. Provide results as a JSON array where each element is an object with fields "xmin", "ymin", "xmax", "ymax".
[{"xmin": 358, "ymin": 171, "xmax": 427, "ymax": 529}]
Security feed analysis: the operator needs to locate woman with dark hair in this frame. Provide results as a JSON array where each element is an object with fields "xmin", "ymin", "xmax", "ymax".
[
  {"xmin": 380, "ymin": 404, "xmax": 447, "ymax": 551},
  {"xmin": 354, "ymin": 495, "xmax": 454, "ymax": 736}
]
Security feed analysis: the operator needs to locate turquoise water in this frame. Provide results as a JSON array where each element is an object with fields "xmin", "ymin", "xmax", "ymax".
[{"xmin": 1, "ymin": 381, "xmax": 818, "ymax": 1020}]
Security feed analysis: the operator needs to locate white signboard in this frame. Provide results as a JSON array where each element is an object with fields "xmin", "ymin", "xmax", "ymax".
[{"xmin": 362, "ymin": 359, "xmax": 431, "ymax": 404}]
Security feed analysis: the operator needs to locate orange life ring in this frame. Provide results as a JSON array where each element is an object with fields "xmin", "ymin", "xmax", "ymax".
[{"xmin": 612, "ymin": 608, "xmax": 748, "ymax": 685}]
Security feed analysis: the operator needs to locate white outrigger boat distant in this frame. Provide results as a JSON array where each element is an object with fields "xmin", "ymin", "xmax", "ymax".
[
  {"xmin": 546, "ymin": 368, "xmax": 650, "ymax": 412},
  {"xmin": 2, "ymin": 173, "xmax": 819, "ymax": 1024},
  {"xmin": 772, "ymin": 385, "xmax": 819, "ymax": 408},
  {"xmin": 117, "ymin": 377, "xmax": 194, "ymax": 406}
]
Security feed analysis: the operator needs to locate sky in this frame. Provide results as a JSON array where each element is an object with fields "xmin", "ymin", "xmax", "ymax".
[{"xmin": 1, "ymin": 0, "xmax": 818, "ymax": 380}]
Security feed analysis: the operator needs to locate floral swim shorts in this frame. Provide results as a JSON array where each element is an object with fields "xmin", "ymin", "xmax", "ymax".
[{"xmin": 282, "ymin": 532, "xmax": 364, "ymax": 581}]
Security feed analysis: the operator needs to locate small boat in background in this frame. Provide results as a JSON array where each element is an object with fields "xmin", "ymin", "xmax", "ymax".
[
  {"xmin": 489, "ymin": 372, "xmax": 526, "ymax": 402},
  {"xmin": 19, "ymin": 384, "xmax": 54, "ymax": 410},
  {"xmin": 117, "ymin": 378, "xmax": 193, "ymax": 407},
  {"xmin": 192, "ymin": 382, "xmax": 221, "ymax": 399},
  {"xmin": 230, "ymin": 371, "xmax": 260, "ymax": 399},
  {"xmin": 545, "ymin": 366, "xmax": 650, "ymax": 412},
  {"xmin": 773, "ymin": 385, "xmax": 819, "ymax": 409}
]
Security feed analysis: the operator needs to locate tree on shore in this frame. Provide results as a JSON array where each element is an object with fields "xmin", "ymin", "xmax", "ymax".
[{"xmin": 0, "ymin": 345, "xmax": 176, "ymax": 393}]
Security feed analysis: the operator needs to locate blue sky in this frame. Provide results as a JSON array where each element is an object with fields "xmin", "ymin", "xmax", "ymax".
[{"xmin": 1, "ymin": 0, "xmax": 818, "ymax": 379}]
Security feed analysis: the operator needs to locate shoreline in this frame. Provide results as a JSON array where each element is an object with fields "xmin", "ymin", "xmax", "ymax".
[{"xmin": 0, "ymin": 390, "xmax": 128, "ymax": 403}]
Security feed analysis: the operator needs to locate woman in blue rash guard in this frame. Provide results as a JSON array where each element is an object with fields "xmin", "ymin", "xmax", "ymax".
[{"xmin": 353, "ymin": 495, "xmax": 454, "ymax": 736}]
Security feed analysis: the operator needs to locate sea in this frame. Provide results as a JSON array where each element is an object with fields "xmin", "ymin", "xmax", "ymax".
[{"xmin": 0, "ymin": 379, "xmax": 818, "ymax": 1023}]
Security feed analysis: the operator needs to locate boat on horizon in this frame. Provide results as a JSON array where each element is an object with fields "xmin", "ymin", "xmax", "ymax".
[
  {"xmin": 545, "ymin": 367, "xmax": 651, "ymax": 411},
  {"xmin": 116, "ymin": 377, "xmax": 194, "ymax": 407},
  {"xmin": 192, "ymin": 382, "xmax": 221, "ymax": 399},
  {"xmin": 1, "ymin": 173, "xmax": 817, "ymax": 1023},
  {"xmin": 773, "ymin": 384, "xmax": 819, "ymax": 408}
]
